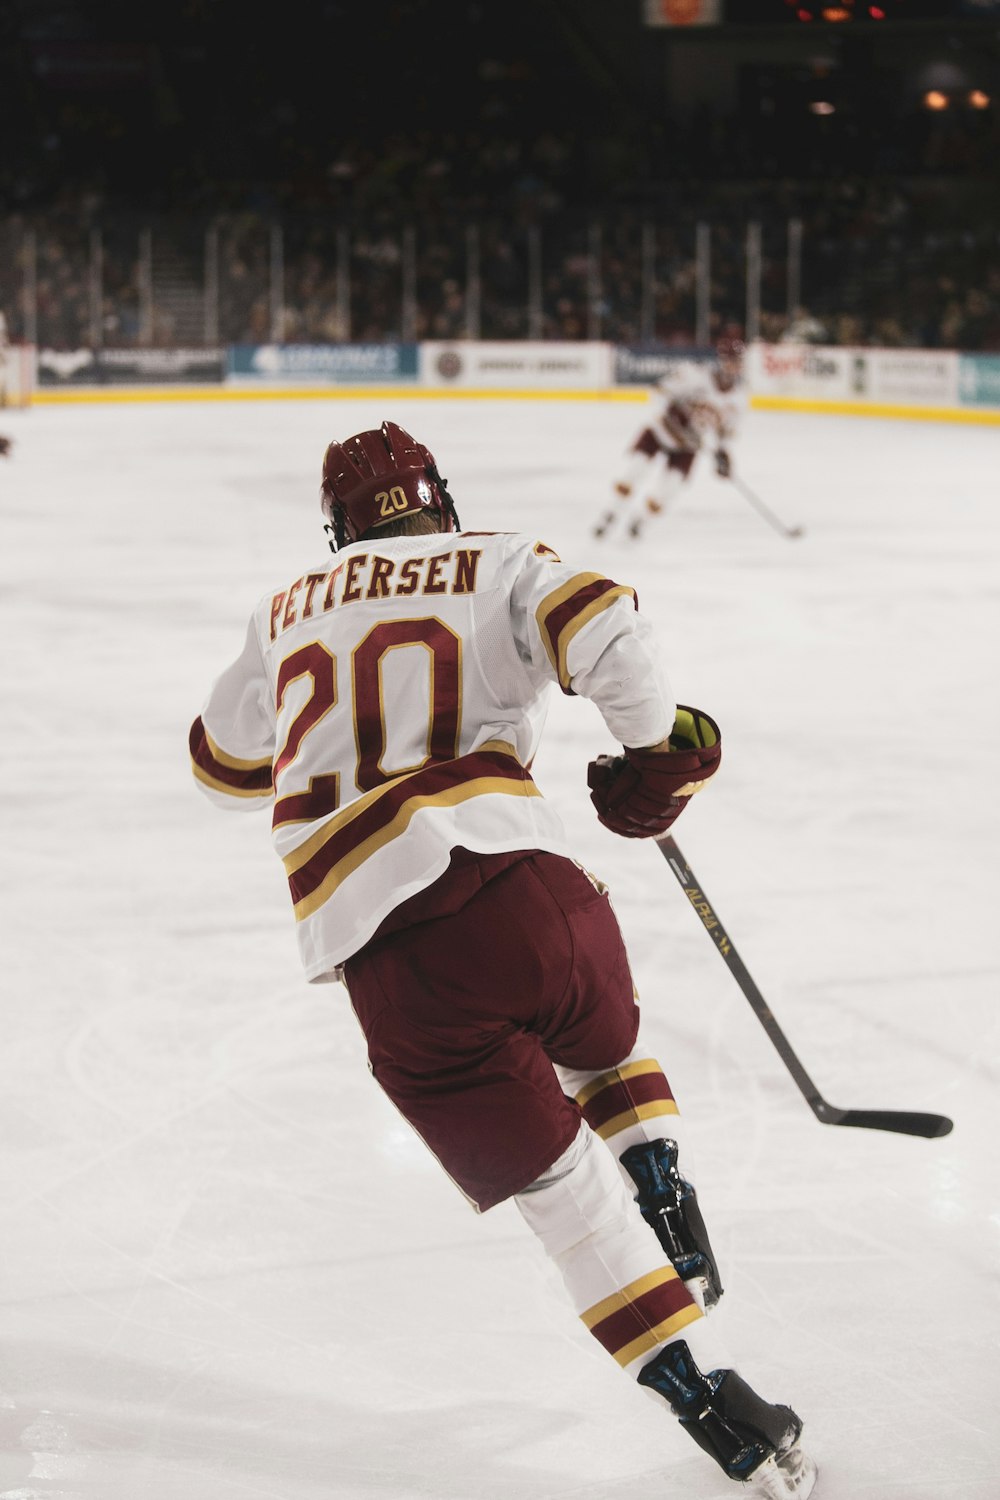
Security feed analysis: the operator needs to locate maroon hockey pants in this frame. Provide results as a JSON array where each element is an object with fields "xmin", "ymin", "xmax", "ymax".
[{"xmin": 343, "ymin": 851, "xmax": 640, "ymax": 1211}]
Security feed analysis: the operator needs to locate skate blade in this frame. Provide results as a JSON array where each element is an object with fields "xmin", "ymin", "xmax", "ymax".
[
  {"xmin": 745, "ymin": 1443, "xmax": 817, "ymax": 1499},
  {"xmin": 685, "ymin": 1275, "xmax": 721, "ymax": 1313}
]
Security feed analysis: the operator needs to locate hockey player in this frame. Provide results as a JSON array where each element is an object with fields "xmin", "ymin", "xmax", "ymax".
[
  {"xmin": 595, "ymin": 337, "xmax": 746, "ymax": 541},
  {"xmin": 190, "ymin": 421, "xmax": 816, "ymax": 1499}
]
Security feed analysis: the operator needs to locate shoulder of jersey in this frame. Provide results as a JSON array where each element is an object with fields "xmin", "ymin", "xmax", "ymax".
[{"xmin": 460, "ymin": 531, "xmax": 561, "ymax": 557}]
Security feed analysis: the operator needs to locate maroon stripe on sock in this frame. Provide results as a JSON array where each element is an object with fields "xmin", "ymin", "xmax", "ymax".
[
  {"xmin": 588, "ymin": 1277, "xmax": 696, "ymax": 1361},
  {"xmin": 581, "ymin": 1071, "xmax": 676, "ymax": 1135}
]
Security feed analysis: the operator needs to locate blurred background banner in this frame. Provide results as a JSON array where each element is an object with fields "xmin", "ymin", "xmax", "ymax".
[
  {"xmin": 227, "ymin": 344, "xmax": 418, "ymax": 384},
  {"xmin": 747, "ymin": 342, "xmax": 961, "ymax": 404},
  {"xmin": 418, "ymin": 342, "xmax": 613, "ymax": 388},
  {"xmin": 615, "ymin": 345, "xmax": 712, "ymax": 384},
  {"xmin": 36, "ymin": 346, "xmax": 225, "ymax": 386},
  {"xmin": 958, "ymin": 352, "xmax": 1000, "ymax": 402}
]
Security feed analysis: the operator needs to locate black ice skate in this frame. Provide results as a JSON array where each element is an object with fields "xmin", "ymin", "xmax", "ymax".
[
  {"xmin": 620, "ymin": 1139, "xmax": 724, "ymax": 1309},
  {"xmin": 638, "ymin": 1339, "xmax": 817, "ymax": 1499}
]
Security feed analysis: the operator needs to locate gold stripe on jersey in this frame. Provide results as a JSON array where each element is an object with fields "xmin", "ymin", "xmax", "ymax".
[
  {"xmin": 283, "ymin": 770, "xmax": 424, "ymax": 876},
  {"xmin": 203, "ymin": 728, "xmax": 272, "ymax": 773},
  {"xmin": 282, "ymin": 743, "xmax": 537, "ymax": 923},
  {"xmin": 535, "ymin": 573, "xmax": 636, "ymax": 691},
  {"xmin": 281, "ymin": 739, "xmax": 519, "ymax": 879},
  {"xmin": 477, "ymin": 739, "xmax": 520, "ymax": 757},
  {"xmin": 191, "ymin": 761, "xmax": 273, "ymax": 799},
  {"xmin": 189, "ymin": 717, "xmax": 273, "ymax": 799},
  {"xmin": 291, "ymin": 774, "xmax": 542, "ymax": 922}
]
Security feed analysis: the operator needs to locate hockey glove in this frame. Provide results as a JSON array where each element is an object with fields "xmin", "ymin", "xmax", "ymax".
[
  {"xmin": 714, "ymin": 448, "xmax": 731, "ymax": 479},
  {"xmin": 587, "ymin": 706, "xmax": 721, "ymax": 840}
]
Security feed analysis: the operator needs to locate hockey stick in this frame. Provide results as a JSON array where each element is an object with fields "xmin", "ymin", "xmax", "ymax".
[
  {"xmin": 656, "ymin": 834, "xmax": 953, "ymax": 1139},
  {"xmin": 729, "ymin": 475, "xmax": 804, "ymax": 540}
]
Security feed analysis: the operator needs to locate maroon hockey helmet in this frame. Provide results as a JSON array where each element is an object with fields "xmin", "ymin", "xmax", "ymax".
[{"xmin": 320, "ymin": 420, "xmax": 460, "ymax": 551}]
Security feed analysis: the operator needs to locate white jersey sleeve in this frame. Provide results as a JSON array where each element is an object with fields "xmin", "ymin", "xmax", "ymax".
[
  {"xmin": 507, "ymin": 537, "xmax": 675, "ymax": 748},
  {"xmin": 191, "ymin": 531, "xmax": 676, "ymax": 979},
  {"xmin": 189, "ymin": 618, "xmax": 274, "ymax": 811}
]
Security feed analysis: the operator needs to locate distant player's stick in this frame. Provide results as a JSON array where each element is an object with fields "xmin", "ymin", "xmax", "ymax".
[
  {"xmin": 656, "ymin": 834, "xmax": 953, "ymax": 1139},
  {"xmin": 729, "ymin": 475, "xmax": 804, "ymax": 540}
]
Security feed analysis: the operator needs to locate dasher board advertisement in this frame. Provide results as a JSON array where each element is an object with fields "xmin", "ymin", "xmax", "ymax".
[
  {"xmin": 228, "ymin": 344, "xmax": 417, "ymax": 383},
  {"xmin": 749, "ymin": 342, "xmax": 960, "ymax": 408},
  {"xmin": 420, "ymin": 342, "xmax": 614, "ymax": 389}
]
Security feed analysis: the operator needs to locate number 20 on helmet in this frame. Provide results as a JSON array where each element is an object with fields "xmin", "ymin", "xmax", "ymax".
[{"xmin": 320, "ymin": 420, "xmax": 460, "ymax": 551}]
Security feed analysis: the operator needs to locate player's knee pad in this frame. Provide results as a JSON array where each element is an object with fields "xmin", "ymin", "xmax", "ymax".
[
  {"xmin": 620, "ymin": 1138, "xmax": 723, "ymax": 1308},
  {"xmin": 638, "ymin": 1338, "xmax": 802, "ymax": 1485},
  {"xmin": 515, "ymin": 1122, "xmax": 631, "ymax": 1259}
]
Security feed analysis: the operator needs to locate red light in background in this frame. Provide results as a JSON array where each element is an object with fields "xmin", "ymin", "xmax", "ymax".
[{"xmin": 869, "ymin": 5, "xmax": 885, "ymax": 16}]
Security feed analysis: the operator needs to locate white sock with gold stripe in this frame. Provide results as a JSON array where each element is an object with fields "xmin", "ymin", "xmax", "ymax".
[
  {"xmin": 555, "ymin": 1039, "xmax": 698, "ymax": 1191},
  {"xmin": 514, "ymin": 1122, "xmax": 734, "ymax": 1377}
]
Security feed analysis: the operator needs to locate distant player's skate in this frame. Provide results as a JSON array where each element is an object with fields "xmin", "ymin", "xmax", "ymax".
[
  {"xmin": 593, "ymin": 481, "xmax": 633, "ymax": 538},
  {"xmin": 593, "ymin": 488, "xmax": 663, "ymax": 542}
]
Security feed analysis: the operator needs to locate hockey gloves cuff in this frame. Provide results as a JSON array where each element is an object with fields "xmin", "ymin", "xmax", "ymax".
[{"xmin": 587, "ymin": 706, "xmax": 721, "ymax": 840}]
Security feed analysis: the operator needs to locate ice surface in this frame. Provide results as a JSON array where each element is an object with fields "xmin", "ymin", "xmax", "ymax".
[{"xmin": 1, "ymin": 393, "xmax": 997, "ymax": 1498}]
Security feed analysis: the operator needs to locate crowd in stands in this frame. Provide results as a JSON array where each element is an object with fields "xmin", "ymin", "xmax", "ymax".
[
  {"xmin": 3, "ymin": 178, "xmax": 999, "ymax": 353},
  {"xmin": 1, "ymin": 0, "xmax": 998, "ymax": 352}
]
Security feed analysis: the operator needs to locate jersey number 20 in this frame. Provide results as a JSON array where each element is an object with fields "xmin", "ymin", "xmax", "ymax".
[{"xmin": 272, "ymin": 617, "xmax": 461, "ymax": 826}]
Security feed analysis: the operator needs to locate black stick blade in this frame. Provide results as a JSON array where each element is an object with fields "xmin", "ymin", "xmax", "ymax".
[
  {"xmin": 657, "ymin": 837, "xmax": 955, "ymax": 1142},
  {"xmin": 819, "ymin": 1105, "xmax": 954, "ymax": 1138}
]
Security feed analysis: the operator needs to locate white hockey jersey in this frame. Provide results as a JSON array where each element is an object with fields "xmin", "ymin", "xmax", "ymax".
[
  {"xmin": 651, "ymin": 362, "xmax": 744, "ymax": 453},
  {"xmin": 190, "ymin": 530, "xmax": 676, "ymax": 981}
]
